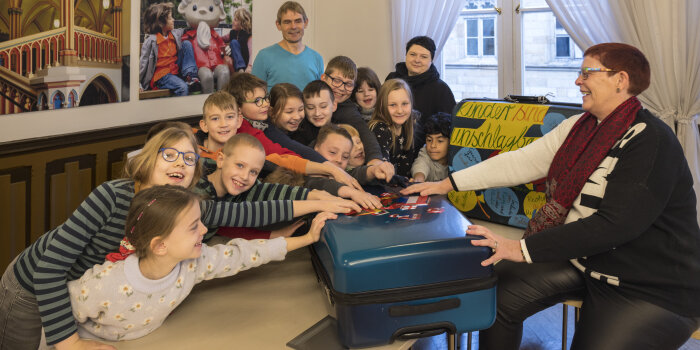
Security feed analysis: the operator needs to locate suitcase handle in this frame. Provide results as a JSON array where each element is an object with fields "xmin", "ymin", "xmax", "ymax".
[
  {"xmin": 392, "ymin": 322, "xmax": 456, "ymax": 340},
  {"xmin": 388, "ymin": 298, "xmax": 460, "ymax": 317}
]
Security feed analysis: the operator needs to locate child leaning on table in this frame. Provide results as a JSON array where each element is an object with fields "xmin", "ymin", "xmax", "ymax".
[{"xmin": 66, "ymin": 185, "xmax": 336, "ymax": 342}]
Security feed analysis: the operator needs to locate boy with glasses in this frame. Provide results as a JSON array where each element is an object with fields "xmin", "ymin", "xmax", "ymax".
[
  {"xmin": 224, "ymin": 73, "xmax": 361, "ymax": 189},
  {"xmin": 320, "ymin": 56, "xmax": 395, "ymax": 181}
]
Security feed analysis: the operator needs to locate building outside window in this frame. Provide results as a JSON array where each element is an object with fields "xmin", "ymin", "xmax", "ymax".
[{"xmin": 443, "ymin": 0, "xmax": 584, "ymax": 103}]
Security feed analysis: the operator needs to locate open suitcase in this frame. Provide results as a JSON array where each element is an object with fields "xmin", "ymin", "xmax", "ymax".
[{"xmin": 310, "ymin": 186, "xmax": 497, "ymax": 348}]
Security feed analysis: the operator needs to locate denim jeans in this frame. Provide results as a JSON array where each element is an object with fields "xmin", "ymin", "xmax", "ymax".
[
  {"xmin": 156, "ymin": 73, "xmax": 188, "ymax": 96},
  {"xmin": 0, "ymin": 257, "xmax": 42, "ymax": 350},
  {"xmin": 229, "ymin": 40, "xmax": 246, "ymax": 71},
  {"xmin": 178, "ymin": 40, "xmax": 198, "ymax": 80}
]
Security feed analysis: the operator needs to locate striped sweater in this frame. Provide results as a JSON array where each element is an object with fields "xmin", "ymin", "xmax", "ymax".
[
  {"xmin": 450, "ymin": 110, "xmax": 700, "ymax": 316},
  {"xmin": 12, "ymin": 179, "xmax": 294, "ymax": 345},
  {"xmin": 193, "ymin": 170, "xmax": 309, "ymax": 240}
]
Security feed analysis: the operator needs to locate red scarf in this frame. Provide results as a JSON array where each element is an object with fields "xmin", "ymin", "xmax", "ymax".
[{"xmin": 524, "ymin": 96, "xmax": 641, "ymax": 237}]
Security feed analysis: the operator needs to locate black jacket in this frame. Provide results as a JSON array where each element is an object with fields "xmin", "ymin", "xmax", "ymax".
[{"xmin": 386, "ymin": 63, "xmax": 456, "ymax": 124}]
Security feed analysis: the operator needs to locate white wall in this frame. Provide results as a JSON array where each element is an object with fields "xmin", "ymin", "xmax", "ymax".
[{"xmin": 0, "ymin": 0, "xmax": 395, "ymax": 143}]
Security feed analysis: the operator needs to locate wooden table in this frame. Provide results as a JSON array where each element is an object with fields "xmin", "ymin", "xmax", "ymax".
[{"xmin": 102, "ymin": 247, "xmax": 414, "ymax": 350}]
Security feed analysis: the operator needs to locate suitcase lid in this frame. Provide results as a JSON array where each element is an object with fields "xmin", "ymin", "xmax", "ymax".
[{"xmin": 313, "ymin": 189, "xmax": 493, "ymax": 294}]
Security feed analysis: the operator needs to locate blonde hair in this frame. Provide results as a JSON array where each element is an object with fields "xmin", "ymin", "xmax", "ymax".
[
  {"xmin": 221, "ymin": 133, "xmax": 265, "ymax": 157},
  {"xmin": 233, "ymin": 7, "xmax": 252, "ymax": 33},
  {"xmin": 337, "ymin": 124, "xmax": 359, "ymax": 139},
  {"xmin": 269, "ymin": 83, "xmax": 303, "ymax": 128},
  {"xmin": 203, "ymin": 90, "xmax": 238, "ymax": 118},
  {"xmin": 123, "ymin": 127, "xmax": 202, "ymax": 189},
  {"xmin": 126, "ymin": 185, "xmax": 201, "ymax": 259},
  {"xmin": 369, "ymin": 79, "xmax": 415, "ymax": 152}
]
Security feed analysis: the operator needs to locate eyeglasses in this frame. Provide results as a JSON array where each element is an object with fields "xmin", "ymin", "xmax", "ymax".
[
  {"xmin": 327, "ymin": 75, "xmax": 355, "ymax": 90},
  {"xmin": 578, "ymin": 67, "xmax": 618, "ymax": 80},
  {"xmin": 159, "ymin": 148, "xmax": 199, "ymax": 166},
  {"xmin": 243, "ymin": 94, "xmax": 270, "ymax": 107}
]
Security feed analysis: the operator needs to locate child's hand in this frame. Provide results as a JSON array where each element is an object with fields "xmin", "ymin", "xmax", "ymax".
[
  {"xmin": 412, "ymin": 173, "xmax": 426, "ymax": 183},
  {"xmin": 306, "ymin": 212, "xmax": 337, "ymax": 244},
  {"xmin": 348, "ymin": 189, "xmax": 382, "ymax": 210},
  {"xmin": 318, "ymin": 199, "xmax": 362, "ymax": 214},
  {"xmin": 270, "ymin": 220, "xmax": 304, "ymax": 239},
  {"xmin": 307, "ymin": 189, "xmax": 341, "ymax": 201},
  {"xmin": 330, "ymin": 166, "xmax": 362, "ymax": 190},
  {"xmin": 284, "ymin": 212, "xmax": 337, "ymax": 251},
  {"xmin": 371, "ymin": 161, "xmax": 395, "ymax": 183}
]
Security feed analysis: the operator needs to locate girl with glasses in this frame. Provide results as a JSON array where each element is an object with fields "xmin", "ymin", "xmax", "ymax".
[{"xmin": 0, "ymin": 127, "xmax": 360, "ymax": 350}]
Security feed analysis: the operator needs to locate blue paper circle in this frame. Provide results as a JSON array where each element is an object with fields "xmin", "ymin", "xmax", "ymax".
[
  {"xmin": 507, "ymin": 214, "xmax": 530, "ymax": 228},
  {"xmin": 541, "ymin": 112, "xmax": 567, "ymax": 135},
  {"xmin": 451, "ymin": 147, "xmax": 482, "ymax": 171},
  {"xmin": 484, "ymin": 188, "xmax": 519, "ymax": 217}
]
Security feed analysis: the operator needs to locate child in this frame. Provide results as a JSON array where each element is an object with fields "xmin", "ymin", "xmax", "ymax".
[
  {"xmin": 266, "ymin": 82, "xmax": 332, "ymax": 162},
  {"xmin": 225, "ymin": 73, "xmax": 361, "ymax": 189},
  {"xmin": 0, "ymin": 127, "xmax": 357, "ymax": 350},
  {"xmin": 195, "ymin": 91, "xmax": 303, "ymax": 180},
  {"xmin": 312, "ymin": 124, "xmax": 383, "ymax": 209},
  {"xmin": 67, "ymin": 185, "xmax": 336, "ymax": 342},
  {"xmin": 320, "ymin": 57, "xmax": 391, "ymax": 177},
  {"xmin": 291, "ymin": 80, "xmax": 336, "ymax": 146},
  {"xmin": 369, "ymin": 79, "xmax": 420, "ymax": 178},
  {"xmin": 230, "ymin": 7, "xmax": 253, "ymax": 72},
  {"xmin": 338, "ymin": 124, "xmax": 365, "ymax": 168},
  {"xmin": 196, "ymin": 91, "xmax": 243, "ymax": 161},
  {"xmin": 269, "ymin": 83, "xmax": 306, "ymax": 134},
  {"xmin": 195, "ymin": 133, "xmax": 336, "ymax": 240},
  {"xmin": 351, "ymin": 67, "xmax": 381, "ymax": 122},
  {"xmin": 128, "ymin": 121, "xmax": 192, "ymax": 159},
  {"xmin": 139, "ymin": 2, "xmax": 197, "ymax": 96},
  {"xmin": 411, "ymin": 112, "xmax": 451, "ymax": 182}
]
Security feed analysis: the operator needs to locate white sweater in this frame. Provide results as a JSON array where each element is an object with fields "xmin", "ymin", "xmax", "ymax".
[{"xmin": 68, "ymin": 238, "xmax": 287, "ymax": 341}]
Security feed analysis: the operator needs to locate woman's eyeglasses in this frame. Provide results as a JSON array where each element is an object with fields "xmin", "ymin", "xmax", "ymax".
[
  {"xmin": 243, "ymin": 94, "xmax": 270, "ymax": 107},
  {"xmin": 578, "ymin": 67, "xmax": 618, "ymax": 80},
  {"xmin": 159, "ymin": 148, "xmax": 199, "ymax": 166}
]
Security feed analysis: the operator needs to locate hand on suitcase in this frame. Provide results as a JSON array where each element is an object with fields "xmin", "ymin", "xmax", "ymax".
[
  {"xmin": 306, "ymin": 212, "xmax": 338, "ymax": 244},
  {"xmin": 312, "ymin": 199, "xmax": 362, "ymax": 214},
  {"xmin": 347, "ymin": 189, "xmax": 382, "ymax": 210},
  {"xmin": 466, "ymin": 225, "xmax": 526, "ymax": 266},
  {"xmin": 401, "ymin": 178, "xmax": 454, "ymax": 196}
]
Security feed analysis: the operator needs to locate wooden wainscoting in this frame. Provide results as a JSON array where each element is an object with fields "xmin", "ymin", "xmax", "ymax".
[{"xmin": 0, "ymin": 116, "xmax": 200, "ymax": 272}]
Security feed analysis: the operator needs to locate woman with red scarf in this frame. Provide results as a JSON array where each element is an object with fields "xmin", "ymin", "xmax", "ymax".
[{"xmin": 402, "ymin": 43, "xmax": 700, "ymax": 349}]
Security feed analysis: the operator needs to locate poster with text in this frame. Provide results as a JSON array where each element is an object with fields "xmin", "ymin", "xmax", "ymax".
[{"xmin": 447, "ymin": 99, "xmax": 583, "ymax": 228}]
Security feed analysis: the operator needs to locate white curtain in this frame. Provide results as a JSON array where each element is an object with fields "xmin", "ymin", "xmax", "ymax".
[
  {"xmin": 548, "ymin": 0, "xmax": 700, "ymax": 223},
  {"xmin": 390, "ymin": 0, "xmax": 464, "ymax": 74}
]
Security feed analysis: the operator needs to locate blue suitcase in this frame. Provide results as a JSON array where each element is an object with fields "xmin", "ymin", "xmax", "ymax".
[{"xmin": 310, "ymin": 187, "xmax": 497, "ymax": 348}]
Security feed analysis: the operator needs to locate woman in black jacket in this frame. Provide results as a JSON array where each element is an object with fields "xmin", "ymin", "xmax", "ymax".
[{"xmin": 386, "ymin": 36, "xmax": 457, "ymax": 125}]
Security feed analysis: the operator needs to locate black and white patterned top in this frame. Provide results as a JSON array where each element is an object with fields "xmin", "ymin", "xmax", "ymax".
[{"xmin": 370, "ymin": 121, "xmax": 416, "ymax": 178}]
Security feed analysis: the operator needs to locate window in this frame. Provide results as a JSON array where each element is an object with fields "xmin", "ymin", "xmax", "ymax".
[
  {"xmin": 442, "ymin": 0, "xmax": 584, "ymax": 103},
  {"xmin": 466, "ymin": 17, "xmax": 496, "ymax": 57}
]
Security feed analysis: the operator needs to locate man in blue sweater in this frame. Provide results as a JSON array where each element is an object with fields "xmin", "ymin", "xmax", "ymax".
[{"xmin": 251, "ymin": 1, "xmax": 323, "ymax": 91}]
